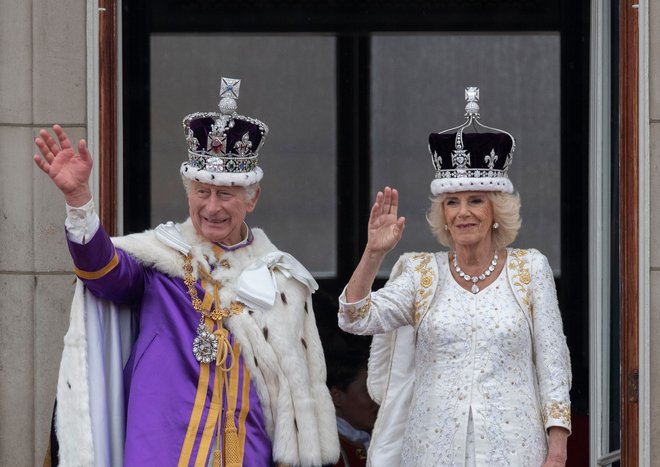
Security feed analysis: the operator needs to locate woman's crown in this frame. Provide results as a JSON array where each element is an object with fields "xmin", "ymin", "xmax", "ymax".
[{"xmin": 428, "ymin": 87, "xmax": 516, "ymax": 195}]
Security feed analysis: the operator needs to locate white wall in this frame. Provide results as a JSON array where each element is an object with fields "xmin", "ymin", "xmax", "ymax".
[
  {"xmin": 649, "ymin": 1, "xmax": 660, "ymax": 464},
  {"xmin": 0, "ymin": 0, "xmax": 88, "ymax": 464}
]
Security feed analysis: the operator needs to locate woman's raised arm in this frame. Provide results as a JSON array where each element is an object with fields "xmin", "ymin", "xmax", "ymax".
[{"xmin": 344, "ymin": 186, "xmax": 406, "ymax": 302}]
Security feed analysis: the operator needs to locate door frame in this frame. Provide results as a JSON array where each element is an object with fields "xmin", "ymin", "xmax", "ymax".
[
  {"xmin": 618, "ymin": 0, "xmax": 648, "ymax": 466},
  {"xmin": 94, "ymin": 0, "xmax": 648, "ymax": 463}
]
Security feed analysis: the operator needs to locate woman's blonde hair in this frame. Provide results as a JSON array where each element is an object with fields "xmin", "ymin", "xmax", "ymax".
[{"xmin": 426, "ymin": 191, "xmax": 521, "ymax": 251}]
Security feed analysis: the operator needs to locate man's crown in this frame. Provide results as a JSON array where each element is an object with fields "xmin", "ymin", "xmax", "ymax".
[{"xmin": 181, "ymin": 77, "xmax": 268, "ymax": 186}]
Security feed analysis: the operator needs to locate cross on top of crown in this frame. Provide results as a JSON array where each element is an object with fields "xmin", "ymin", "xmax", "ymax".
[
  {"xmin": 220, "ymin": 77, "xmax": 241, "ymax": 100},
  {"xmin": 218, "ymin": 77, "xmax": 241, "ymax": 116},
  {"xmin": 464, "ymin": 86, "xmax": 480, "ymax": 117},
  {"xmin": 465, "ymin": 87, "xmax": 479, "ymax": 103}
]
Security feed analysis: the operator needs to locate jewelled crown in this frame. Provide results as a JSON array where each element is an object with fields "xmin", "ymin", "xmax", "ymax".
[
  {"xmin": 428, "ymin": 87, "xmax": 516, "ymax": 195},
  {"xmin": 181, "ymin": 77, "xmax": 269, "ymax": 187}
]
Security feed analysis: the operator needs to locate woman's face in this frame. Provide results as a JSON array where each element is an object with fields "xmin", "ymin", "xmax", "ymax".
[{"xmin": 443, "ymin": 191, "xmax": 494, "ymax": 249}]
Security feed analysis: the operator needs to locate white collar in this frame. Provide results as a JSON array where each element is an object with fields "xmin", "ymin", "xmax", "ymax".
[
  {"xmin": 217, "ymin": 222, "xmax": 253, "ymax": 251},
  {"xmin": 336, "ymin": 416, "xmax": 371, "ymax": 449}
]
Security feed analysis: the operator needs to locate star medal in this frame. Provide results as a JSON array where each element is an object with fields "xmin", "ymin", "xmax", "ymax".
[{"xmin": 192, "ymin": 321, "xmax": 218, "ymax": 364}]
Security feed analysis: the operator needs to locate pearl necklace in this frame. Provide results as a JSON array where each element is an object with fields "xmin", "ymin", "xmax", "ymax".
[{"xmin": 452, "ymin": 251, "xmax": 499, "ymax": 294}]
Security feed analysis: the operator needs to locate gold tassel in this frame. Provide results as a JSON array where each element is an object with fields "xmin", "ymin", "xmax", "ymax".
[
  {"xmin": 213, "ymin": 449, "xmax": 222, "ymax": 467},
  {"xmin": 224, "ymin": 426, "xmax": 242, "ymax": 467}
]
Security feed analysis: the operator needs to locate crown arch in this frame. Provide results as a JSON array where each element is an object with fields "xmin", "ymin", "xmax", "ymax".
[{"xmin": 97, "ymin": 0, "xmax": 635, "ymax": 465}]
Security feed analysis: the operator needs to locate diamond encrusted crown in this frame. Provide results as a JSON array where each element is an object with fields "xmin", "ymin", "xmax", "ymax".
[
  {"xmin": 428, "ymin": 87, "xmax": 516, "ymax": 195},
  {"xmin": 181, "ymin": 77, "xmax": 268, "ymax": 186}
]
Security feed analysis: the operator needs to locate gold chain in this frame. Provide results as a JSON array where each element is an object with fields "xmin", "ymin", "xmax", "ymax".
[
  {"xmin": 182, "ymin": 254, "xmax": 245, "ymax": 319},
  {"xmin": 183, "ymin": 254, "xmax": 205, "ymax": 314}
]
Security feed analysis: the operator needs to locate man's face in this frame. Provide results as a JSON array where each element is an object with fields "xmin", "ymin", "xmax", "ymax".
[
  {"xmin": 188, "ymin": 181, "xmax": 259, "ymax": 245},
  {"xmin": 333, "ymin": 368, "xmax": 379, "ymax": 432}
]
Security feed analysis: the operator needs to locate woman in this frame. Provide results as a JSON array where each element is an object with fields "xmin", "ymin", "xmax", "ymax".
[{"xmin": 338, "ymin": 90, "xmax": 571, "ymax": 466}]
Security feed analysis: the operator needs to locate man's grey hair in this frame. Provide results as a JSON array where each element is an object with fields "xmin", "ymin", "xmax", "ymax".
[{"xmin": 182, "ymin": 177, "xmax": 260, "ymax": 202}]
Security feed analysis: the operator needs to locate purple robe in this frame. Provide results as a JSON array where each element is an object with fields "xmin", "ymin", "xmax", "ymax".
[{"xmin": 68, "ymin": 225, "xmax": 274, "ymax": 466}]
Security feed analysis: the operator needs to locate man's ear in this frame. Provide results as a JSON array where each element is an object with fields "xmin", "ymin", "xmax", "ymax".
[
  {"xmin": 329, "ymin": 386, "xmax": 345, "ymax": 409},
  {"xmin": 246, "ymin": 186, "xmax": 261, "ymax": 213}
]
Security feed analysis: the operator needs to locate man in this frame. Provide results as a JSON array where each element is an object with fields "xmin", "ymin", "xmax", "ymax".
[
  {"xmin": 324, "ymin": 337, "xmax": 378, "ymax": 467},
  {"xmin": 35, "ymin": 77, "xmax": 339, "ymax": 466}
]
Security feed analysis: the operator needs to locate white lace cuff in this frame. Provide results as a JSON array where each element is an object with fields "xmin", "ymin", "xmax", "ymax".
[{"xmin": 65, "ymin": 198, "xmax": 100, "ymax": 245}]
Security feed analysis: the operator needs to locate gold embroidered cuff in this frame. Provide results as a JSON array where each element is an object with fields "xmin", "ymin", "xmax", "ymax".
[
  {"xmin": 542, "ymin": 401, "xmax": 572, "ymax": 432},
  {"xmin": 73, "ymin": 250, "xmax": 120, "ymax": 280},
  {"xmin": 339, "ymin": 297, "xmax": 371, "ymax": 322}
]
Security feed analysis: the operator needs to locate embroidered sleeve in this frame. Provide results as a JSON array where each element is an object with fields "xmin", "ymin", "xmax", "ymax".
[
  {"xmin": 338, "ymin": 291, "xmax": 372, "ymax": 323},
  {"xmin": 530, "ymin": 250, "xmax": 573, "ymax": 433},
  {"xmin": 337, "ymin": 254, "xmax": 418, "ymax": 336},
  {"xmin": 542, "ymin": 401, "xmax": 571, "ymax": 428}
]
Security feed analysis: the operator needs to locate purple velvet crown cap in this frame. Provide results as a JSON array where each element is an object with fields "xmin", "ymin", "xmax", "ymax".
[
  {"xmin": 428, "ymin": 130, "xmax": 515, "ymax": 195},
  {"xmin": 429, "ymin": 132, "xmax": 513, "ymax": 173},
  {"xmin": 428, "ymin": 86, "xmax": 517, "ymax": 195},
  {"xmin": 187, "ymin": 116, "xmax": 264, "ymax": 154}
]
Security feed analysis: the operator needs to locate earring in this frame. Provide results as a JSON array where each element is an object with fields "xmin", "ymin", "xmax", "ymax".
[
  {"xmin": 444, "ymin": 224, "xmax": 448, "ymax": 231},
  {"xmin": 493, "ymin": 222, "xmax": 500, "ymax": 229}
]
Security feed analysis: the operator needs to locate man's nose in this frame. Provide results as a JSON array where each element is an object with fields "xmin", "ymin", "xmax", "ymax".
[{"xmin": 206, "ymin": 194, "xmax": 223, "ymax": 212}]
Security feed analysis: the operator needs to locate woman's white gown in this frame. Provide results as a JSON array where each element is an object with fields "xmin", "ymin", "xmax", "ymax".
[{"xmin": 339, "ymin": 250, "xmax": 572, "ymax": 467}]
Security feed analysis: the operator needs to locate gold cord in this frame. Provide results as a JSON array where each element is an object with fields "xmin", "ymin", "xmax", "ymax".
[{"xmin": 182, "ymin": 253, "xmax": 251, "ymax": 465}]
